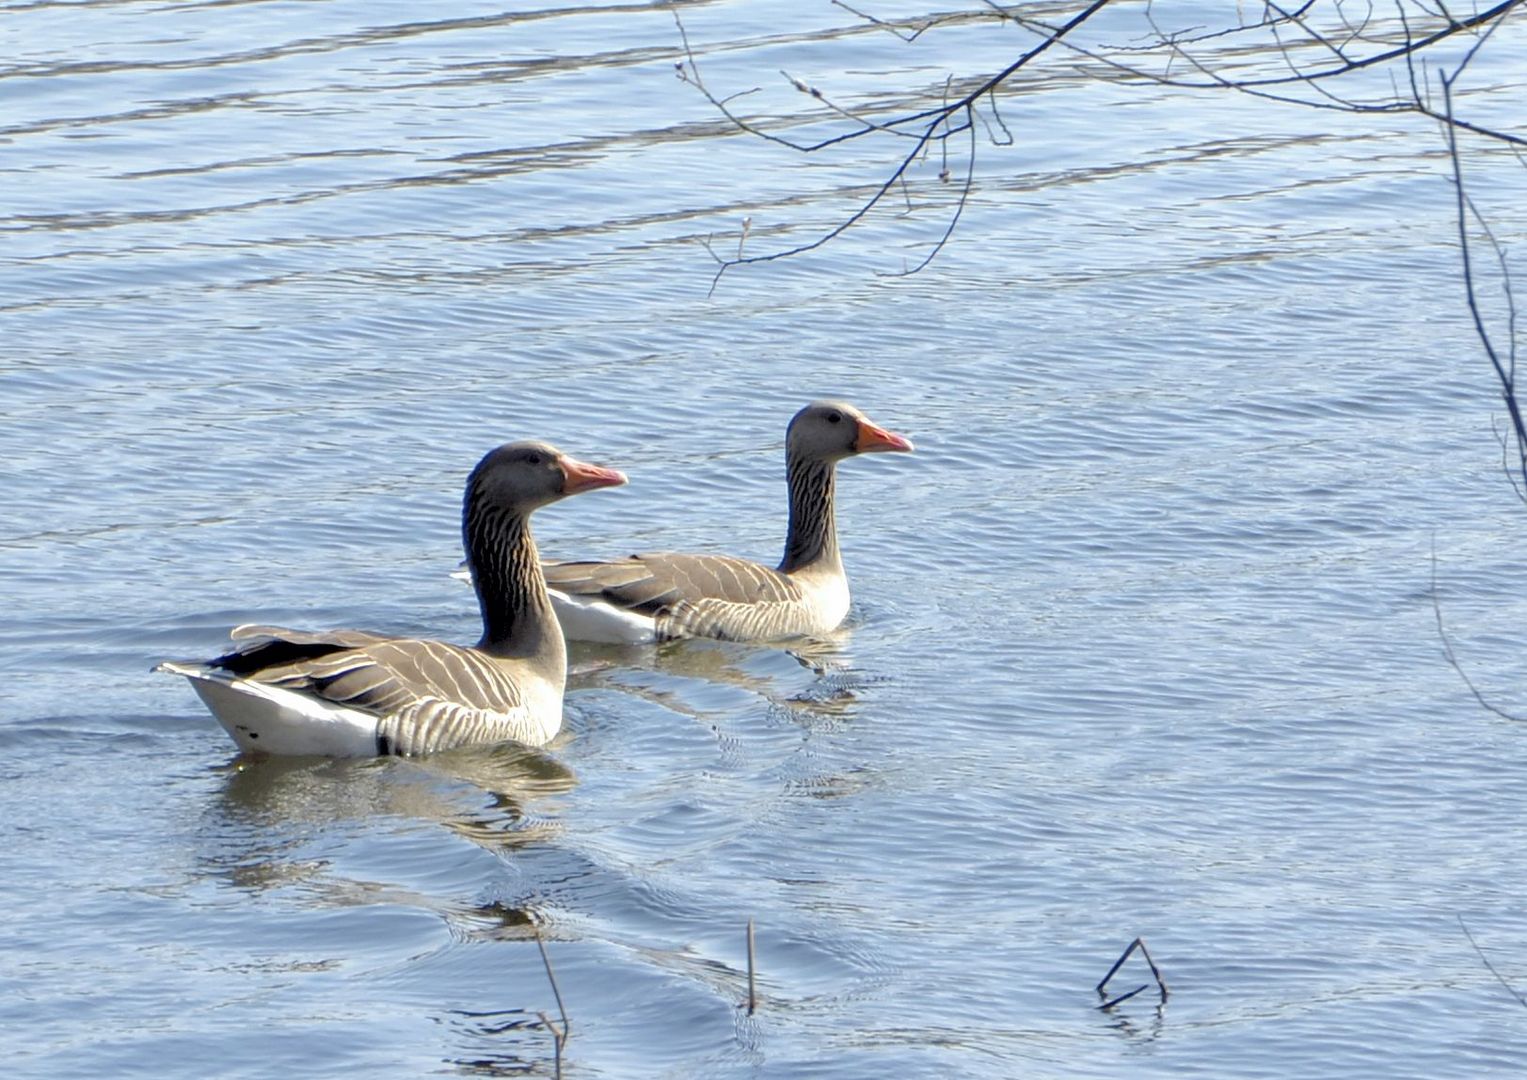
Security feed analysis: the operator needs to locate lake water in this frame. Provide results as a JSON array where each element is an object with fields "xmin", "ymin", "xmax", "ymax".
[{"xmin": 5, "ymin": 2, "xmax": 1527, "ymax": 1077}]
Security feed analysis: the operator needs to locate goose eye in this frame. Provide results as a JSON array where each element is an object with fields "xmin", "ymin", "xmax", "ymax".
[{"xmin": 827, "ymin": 411, "xmax": 843, "ymax": 424}]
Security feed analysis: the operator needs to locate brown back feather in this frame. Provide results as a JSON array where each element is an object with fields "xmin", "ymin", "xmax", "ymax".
[{"xmin": 543, "ymin": 553, "xmax": 803, "ymax": 615}]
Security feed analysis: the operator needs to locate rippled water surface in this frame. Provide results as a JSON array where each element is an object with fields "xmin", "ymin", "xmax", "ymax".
[{"xmin": 5, "ymin": 2, "xmax": 1527, "ymax": 1077}]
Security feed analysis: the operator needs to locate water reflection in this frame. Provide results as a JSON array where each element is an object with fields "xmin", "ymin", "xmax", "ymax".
[
  {"xmin": 201, "ymin": 743, "xmax": 577, "ymax": 896},
  {"xmin": 15, "ymin": 0, "xmax": 1518, "ymax": 1072},
  {"xmin": 568, "ymin": 630, "xmax": 872, "ymax": 727},
  {"xmin": 447, "ymin": 1005, "xmax": 563, "ymax": 1079},
  {"xmin": 1100, "ymin": 1003, "xmax": 1168, "ymax": 1044},
  {"xmin": 217, "ymin": 741, "xmax": 574, "ymax": 826}
]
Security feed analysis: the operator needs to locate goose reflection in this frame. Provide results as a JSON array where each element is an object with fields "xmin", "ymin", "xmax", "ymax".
[
  {"xmin": 565, "ymin": 628, "xmax": 873, "ymax": 727},
  {"xmin": 193, "ymin": 746, "xmax": 583, "ymax": 1077},
  {"xmin": 201, "ymin": 742, "xmax": 578, "ymax": 898}
]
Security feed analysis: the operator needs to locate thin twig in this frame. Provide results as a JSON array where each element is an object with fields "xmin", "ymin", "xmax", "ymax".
[
  {"xmin": 1174, "ymin": 1, "xmax": 1520, "ymax": 90},
  {"xmin": 1493, "ymin": 414, "xmax": 1527, "ymax": 504},
  {"xmin": 976, "ymin": 88, "xmax": 1014, "ymax": 147},
  {"xmin": 1029, "ymin": 2, "xmax": 1527, "ymax": 147},
  {"xmin": 832, "ymin": 0, "xmax": 961, "ymax": 44},
  {"xmin": 878, "ymin": 104, "xmax": 978, "ymax": 279},
  {"xmin": 678, "ymin": 0, "xmax": 1115, "ymax": 289},
  {"xmin": 1429, "ymin": 537, "xmax": 1527, "ymax": 721},
  {"xmin": 1441, "ymin": 64, "xmax": 1527, "ymax": 493},
  {"xmin": 746, "ymin": 917, "xmax": 758, "ymax": 1015},
  {"xmin": 1459, "ymin": 915, "xmax": 1527, "ymax": 1009},
  {"xmin": 777, "ymin": 68, "xmax": 927, "ymax": 141},
  {"xmin": 683, "ymin": 0, "xmax": 1526, "ymax": 287}
]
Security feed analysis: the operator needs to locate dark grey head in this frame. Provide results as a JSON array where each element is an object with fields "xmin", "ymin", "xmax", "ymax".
[
  {"xmin": 786, "ymin": 400, "xmax": 915, "ymax": 464},
  {"xmin": 466, "ymin": 440, "xmax": 627, "ymax": 516}
]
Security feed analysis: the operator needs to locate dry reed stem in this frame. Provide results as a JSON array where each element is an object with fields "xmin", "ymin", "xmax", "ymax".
[
  {"xmin": 535, "ymin": 931, "xmax": 570, "ymax": 1041},
  {"xmin": 746, "ymin": 918, "xmax": 758, "ymax": 1015},
  {"xmin": 1096, "ymin": 936, "xmax": 1169, "ymax": 1009}
]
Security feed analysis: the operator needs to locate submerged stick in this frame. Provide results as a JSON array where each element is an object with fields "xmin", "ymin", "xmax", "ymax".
[
  {"xmin": 536, "ymin": 930, "xmax": 570, "ymax": 1042},
  {"xmin": 747, "ymin": 918, "xmax": 758, "ymax": 1015},
  {"xmin": 1098, "ymin": 983, "xmax": 1149, "ymax": 1009},
  {"xmin": 1097, "ymin": 937, "xmax": 1169, "ymax": 1009},
  {"xmin": 536, "ymin": 1011, "xmax": 563, "ymax": 1079}
]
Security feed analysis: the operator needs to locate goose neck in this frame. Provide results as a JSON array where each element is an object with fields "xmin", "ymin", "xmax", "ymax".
[
  {"xmin": 464, "ymin": 505, "xmax": 565, "ymax": 670},
  {"xmin": 779, "ymin": 453, "xmax": 841, "ymax": 575}
]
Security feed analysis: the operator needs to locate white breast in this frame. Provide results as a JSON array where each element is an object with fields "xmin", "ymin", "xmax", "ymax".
[{"xmin": 795, "ymin": 569, "xmax": 851, "ymax": 633}]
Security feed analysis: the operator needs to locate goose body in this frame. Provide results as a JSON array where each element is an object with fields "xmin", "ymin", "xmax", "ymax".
[
  {"xmin": 545, "ymin": 553, "xmax": 851, "ymax": 644},
  {"xmin": 157, "ymin": 443, "xmax": 626, "ymax": 757},
  {"xmin": 539, "ymin": 401, "xmax": 912, "ymax": 644}
]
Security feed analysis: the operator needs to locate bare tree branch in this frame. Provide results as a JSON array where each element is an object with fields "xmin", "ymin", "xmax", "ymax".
[
  {"xmin": 678, "ymin": 1, "xmax": 1525, "ymax": 282},
  {"xmin": 832, "ymin": 0, "xmax": 963, "ymax": 43},
  {"xmin": 1441, "ymin": 60, "xmax": 1527, "ymax": 493},
  {"xmin": 1425, "ymin": 8, "xmax": 1527, "ymax": 720},
  {"xmin": 879, "ymin": 102, "xmax": 978, "ymax": 279},
  {"xmin": 1430, "ymin": 538, "xmax": 1527, "ymax": 722},
  {"xmin": 675, "ymin": 0, "xmax": 1114, "ymax": 288}
]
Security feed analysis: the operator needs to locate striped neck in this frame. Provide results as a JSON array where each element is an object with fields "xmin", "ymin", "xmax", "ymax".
[
  {"xmin": 463, "ymin": 502, "xmax": 565, "ymax": 671},
  {"xmin": 778, "ymin": 454, "xmax": 841, "ymax": 575}
]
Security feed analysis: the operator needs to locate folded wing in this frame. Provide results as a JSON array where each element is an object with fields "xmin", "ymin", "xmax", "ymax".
[
  {"xmin": 211, "ymin": 624, "xmax": 541, "ymax": 754},
  {"xmin": 544, "ymin": 553, "xmax": 811, "ymax": 641}
]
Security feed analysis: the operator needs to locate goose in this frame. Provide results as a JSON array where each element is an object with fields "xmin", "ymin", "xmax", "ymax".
[
  {"xmin": 540, "ymin": 401, "xmax": 913, "ymax": 644},
  {"xmin": 156, "ymin": 441, "xmax": 626, "ymax": 757}
]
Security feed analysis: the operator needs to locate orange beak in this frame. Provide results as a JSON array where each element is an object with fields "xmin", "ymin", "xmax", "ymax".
[
  {"xmin": 559, "ymin": 456, "xmax": 628, "ymax": 494},
  {"xmin": 854, "ymin": 420, "xmax": 915, "ymax": 454}
]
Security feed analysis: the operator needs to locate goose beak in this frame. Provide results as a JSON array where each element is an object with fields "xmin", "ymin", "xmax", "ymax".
[
  {"xmin": 854, "ymin": 420, "xmax": 915, "ymax": 454},
  {"xmin": 560, "ymin": 456, "xmax": 628, "ymax": 494}
]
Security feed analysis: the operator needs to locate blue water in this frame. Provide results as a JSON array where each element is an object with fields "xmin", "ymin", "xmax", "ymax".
[{"xmin": 4, "ymin": 3, "xmax": 1527, "ymax": 1077}]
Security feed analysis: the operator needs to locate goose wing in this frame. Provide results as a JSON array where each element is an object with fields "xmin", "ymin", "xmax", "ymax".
[
  {"xmin": 544, "ymin": 553, "xmax": 813, "ymax": 641},
  {"xmin": 544, "ymin": 553, "xmax": 802, "ymax": 612},
  {"xmin": 210, "ymin": 625, "xmax": 543, "ymax": 754}
]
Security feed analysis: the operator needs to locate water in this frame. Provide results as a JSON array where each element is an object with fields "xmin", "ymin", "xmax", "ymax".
[{"xmin": 4, "ymin": 2, "xmax": 1527, "ymax": 1076}]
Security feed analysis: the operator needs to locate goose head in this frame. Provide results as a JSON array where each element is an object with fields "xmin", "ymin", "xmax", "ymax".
[
  {"xmin": 786, "ymin": 401, "xmax": 915, "ymax": 464},
  {"xmin": 466, "ymin": 440, "xmax": 627, "ymax": 515}
]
